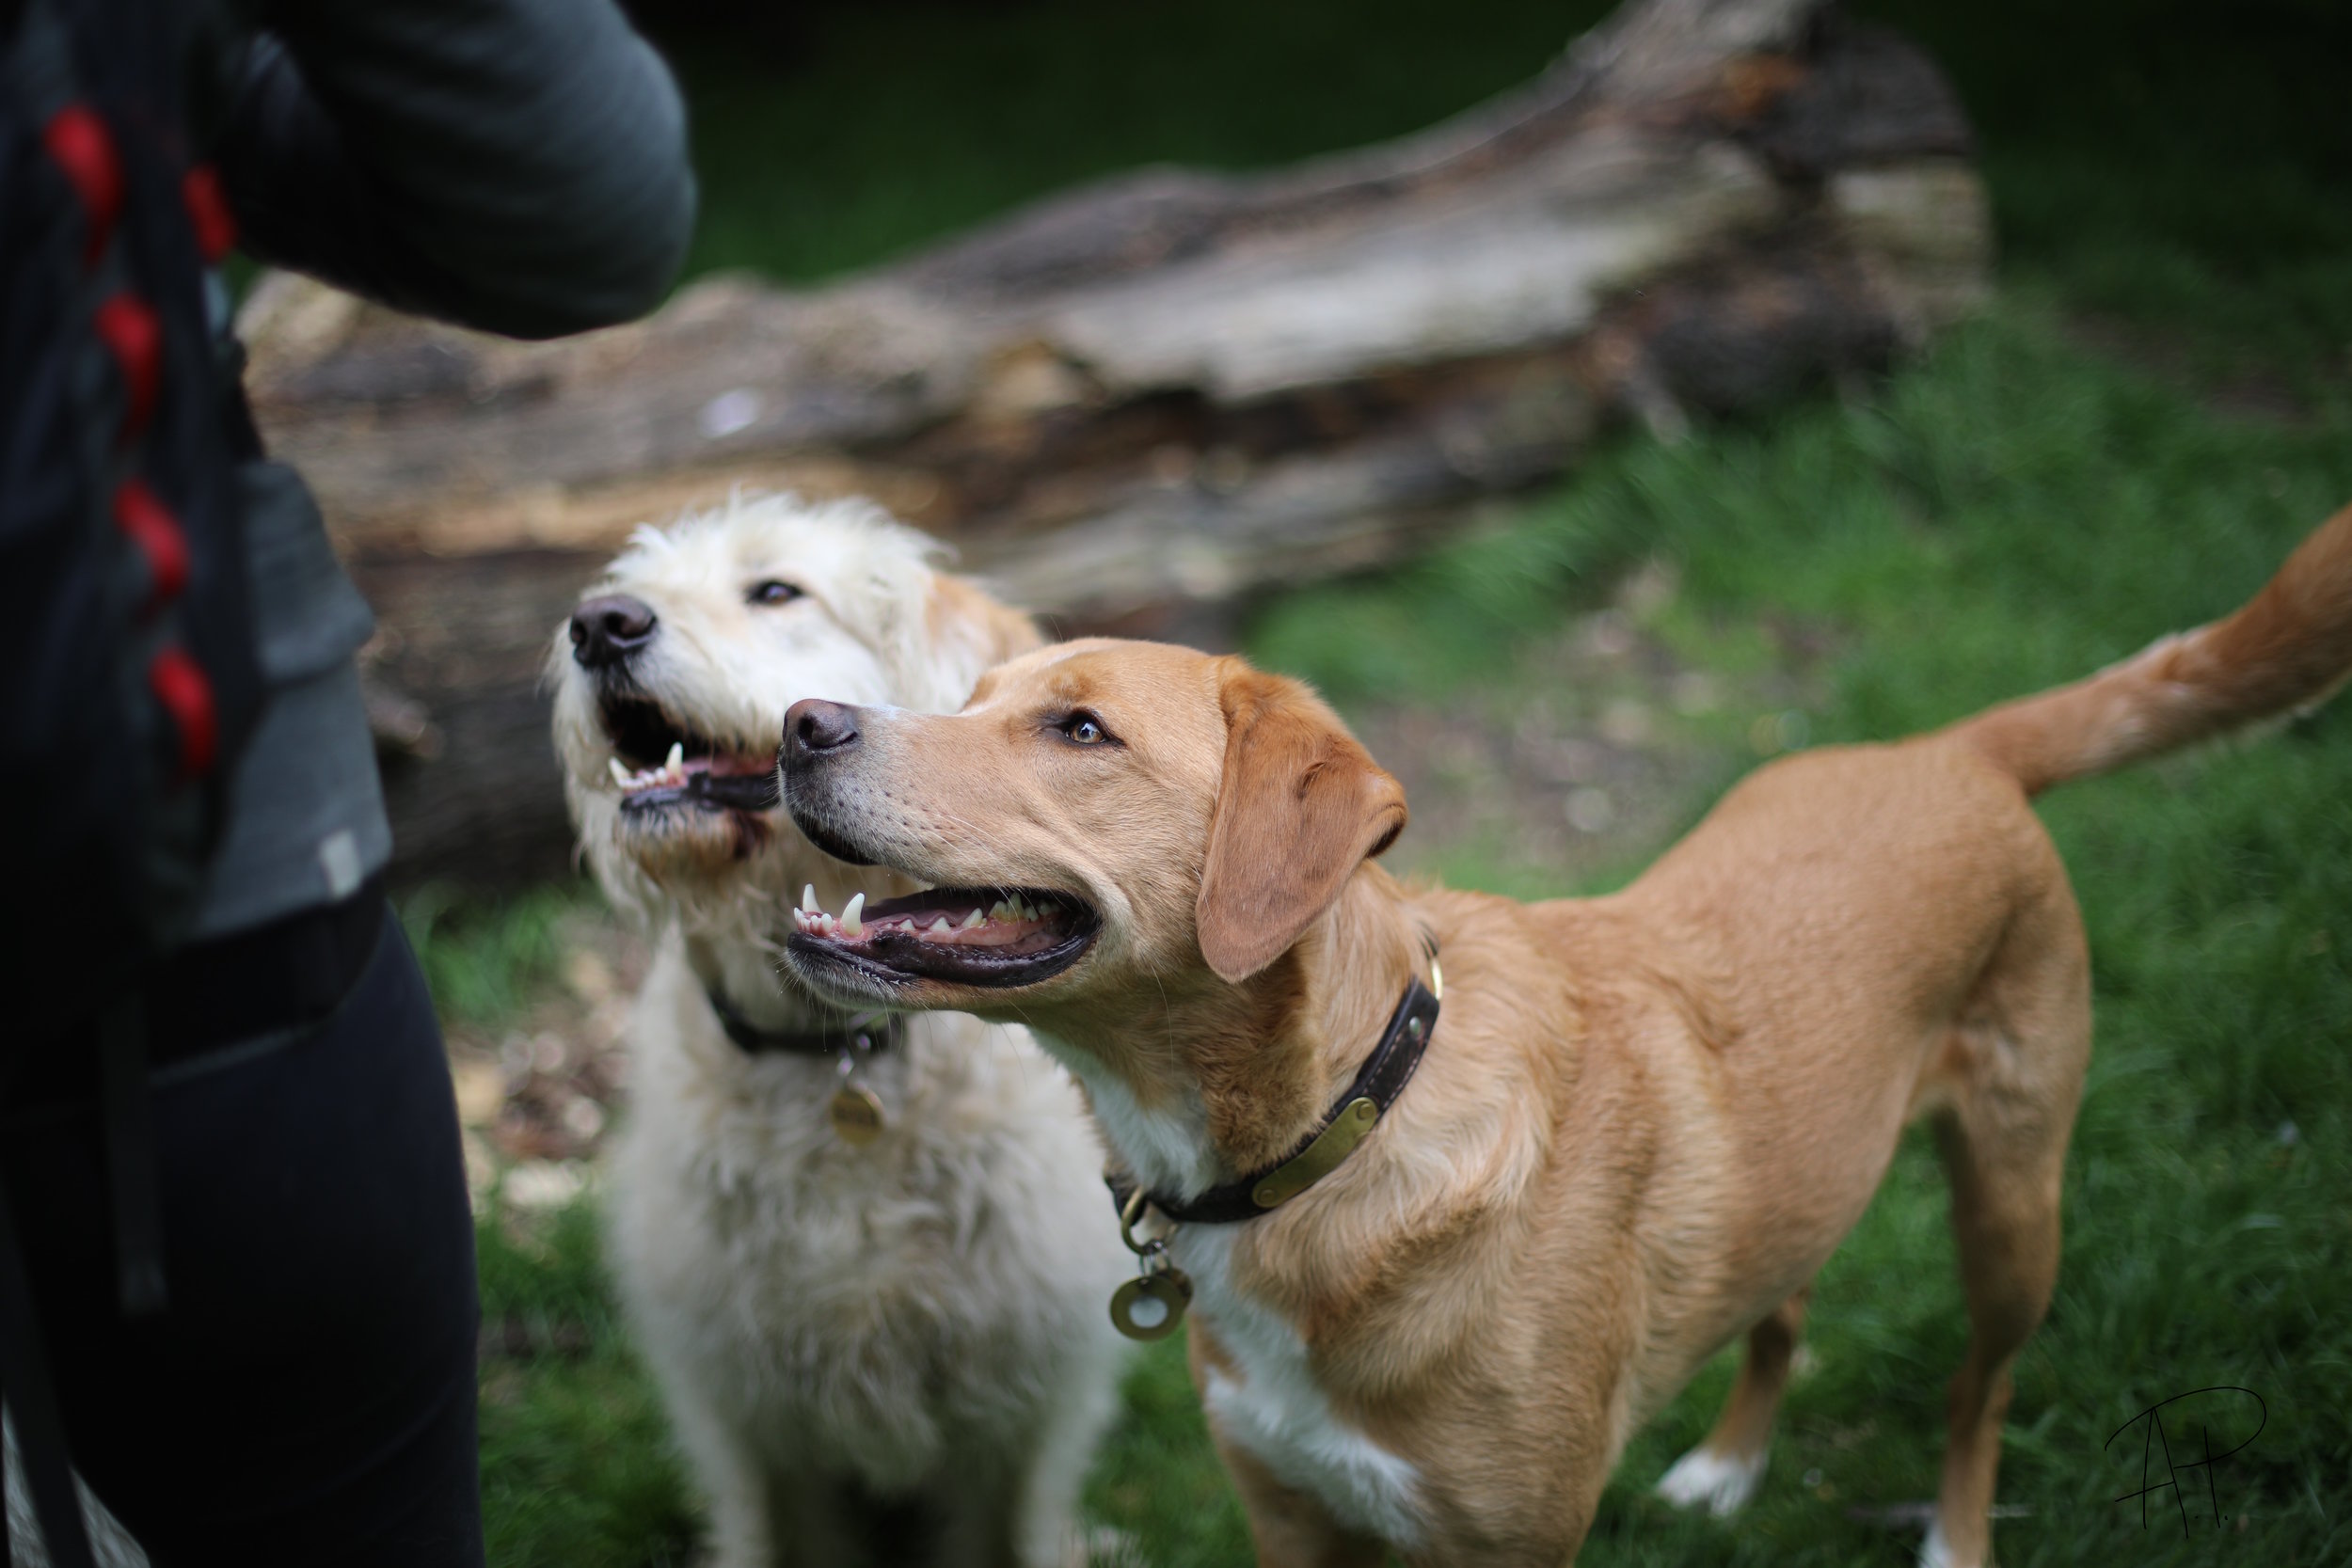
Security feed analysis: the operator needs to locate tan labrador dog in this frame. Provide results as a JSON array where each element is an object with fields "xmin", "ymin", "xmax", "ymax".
[{"xmin": 770, "ymin": 503, "xmax": 2352, "ymax": 1568}]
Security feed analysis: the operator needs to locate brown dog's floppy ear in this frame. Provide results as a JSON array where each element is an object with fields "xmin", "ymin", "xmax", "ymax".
[{"xmin": 1196, "ymin": 665, "xmax": 1406, "ymax": 984}]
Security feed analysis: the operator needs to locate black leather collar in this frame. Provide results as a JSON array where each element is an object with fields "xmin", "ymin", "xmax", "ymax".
[
  {"xmin": 704, "ymin": 986, "xmax": 900, "ymax": 1057},
  {"xmin": 1107, "ymin": 971, "xmax": 1438, "ymax": 1227}
]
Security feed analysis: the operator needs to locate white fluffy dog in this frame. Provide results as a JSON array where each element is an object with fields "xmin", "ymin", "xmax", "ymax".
[{"xmin": 548, "ymin": 496, "xmax": 1130, "ymax": 1568}]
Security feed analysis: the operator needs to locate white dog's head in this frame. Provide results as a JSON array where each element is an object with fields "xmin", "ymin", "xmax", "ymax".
[{"xmin": 549, "ymin": 494, "xmax": 1038, "ymax": 937}]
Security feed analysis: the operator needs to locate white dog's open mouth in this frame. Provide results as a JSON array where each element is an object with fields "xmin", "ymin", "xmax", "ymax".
[
  {"xmin": 600, "ymin": 695, "xmax": 781, "ymax": 816},
  {"xmin": 787, "ymin": 884, "xmax": 1097, "ymax": 990}
]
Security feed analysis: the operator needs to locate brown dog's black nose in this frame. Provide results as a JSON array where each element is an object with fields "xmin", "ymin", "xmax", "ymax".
[
  {"xmin": 784, "ymin": 698, "xmax": 861, "ymax": 761},
  {"xmin": 569, "ymin": 594, "xmax": 657, "ymax": 668}
]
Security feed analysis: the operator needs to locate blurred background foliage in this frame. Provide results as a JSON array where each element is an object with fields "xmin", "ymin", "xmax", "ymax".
[{"xmin": 651, "ymin": 0, "xmax": 2352, "ymax": 395}]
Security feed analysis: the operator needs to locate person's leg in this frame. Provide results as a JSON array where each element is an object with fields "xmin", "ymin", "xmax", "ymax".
[{"xmin": 2, "ymin": 913, "xmax": 484, "ymax": 1568}]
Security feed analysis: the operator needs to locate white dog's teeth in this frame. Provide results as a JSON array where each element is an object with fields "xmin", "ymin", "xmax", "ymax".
[
  {"xmin": 928, "ymin": 917, "xmax": 952, "ymax": 937},
  {"xmin": 961, "ymin": 909, "xmax": 985, "ymax": 929},
  {"xmin": 664, "ymin": 741, "xmax": 684, "ymax": 771},
  {"xmin": 609, "ymin": 758, "xmax": 632, "ymax": 787},
  {"xmin": 989, "ymin": 899, "xmax": 1009, "ymax": 922},
  {"xmin": 801, "ymin": 883, "xmax": 819, "ymax": 914},
  {"xmin": 841, "ymin": 893, "xmax": 865, "ymax": 938}
]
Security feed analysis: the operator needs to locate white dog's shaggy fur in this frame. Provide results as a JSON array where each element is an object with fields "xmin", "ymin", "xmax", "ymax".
[{"xmin": 548, "ymin": 496, "xmax": 1130, "ymax": 1568}]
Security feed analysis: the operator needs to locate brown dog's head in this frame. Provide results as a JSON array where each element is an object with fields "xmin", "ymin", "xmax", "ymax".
[{"xmin": 775, "ymin": 639, "xmax": 1406, "ymax": 1019}]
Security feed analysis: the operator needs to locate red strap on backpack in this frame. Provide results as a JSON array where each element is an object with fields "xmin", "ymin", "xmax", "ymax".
[{"xmin": 42, "ymin": 103, "xmax": 121, "ymax": 262}]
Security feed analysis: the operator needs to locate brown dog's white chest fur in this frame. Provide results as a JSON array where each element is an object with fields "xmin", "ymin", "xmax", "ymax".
[{"xmin": 1186, "ymin": 1225, "xmax": 1431, "ymax": 1544}]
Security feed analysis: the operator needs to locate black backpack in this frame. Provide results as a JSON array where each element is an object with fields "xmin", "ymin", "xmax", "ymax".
[
  {"xmin": 0, "ymin": 0, "xmax": 264, "ymax": 1030},
  {"xmin": 2, "ymin": 2, "xmax": 263, "ymax": 1561}
]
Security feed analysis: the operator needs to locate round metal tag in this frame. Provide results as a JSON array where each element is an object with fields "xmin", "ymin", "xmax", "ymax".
[
  {"xmin": 1109, "ymin": 1272, "xmax": 1192, "ymax": 1341},
  {"xmin": 829, "ymin": 1084, "xmax": 885, "ymax": 1146}
]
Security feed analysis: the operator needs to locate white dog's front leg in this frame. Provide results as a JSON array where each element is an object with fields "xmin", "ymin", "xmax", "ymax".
[
  {"xmin": 1010, "ymin": 1338, "xmax": 1128, "ymax": 1568},
  {"xmin": 659, "ymin": 1387, "xmax": 787, "ymax": 1568}
]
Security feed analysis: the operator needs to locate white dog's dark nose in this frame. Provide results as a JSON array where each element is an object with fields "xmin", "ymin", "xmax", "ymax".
[
  {"xmin": 784, "ymin": 699, "xmax": 862, "ymax": 764},
  {"xmin": 570, "ymin": 594, "xmax": 658, "ymax": 668}
]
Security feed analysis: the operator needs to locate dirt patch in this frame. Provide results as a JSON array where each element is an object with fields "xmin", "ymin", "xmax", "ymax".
[
  {"xmin": 443, "ymin": 907, "xmax": 652, "ymax": 1212},
  {"xmin": 2061, "ymin": 312, "xmax": 2326, "ymax": 427},
  {"xmin": 1343, "ymin": 561, "xmax": 1832, "ymax": 893}
]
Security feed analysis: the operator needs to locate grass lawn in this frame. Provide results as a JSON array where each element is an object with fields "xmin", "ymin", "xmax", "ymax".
[{"xmin": 437, "ymin": 1, "xmax": 2352, "ymax": 1561}]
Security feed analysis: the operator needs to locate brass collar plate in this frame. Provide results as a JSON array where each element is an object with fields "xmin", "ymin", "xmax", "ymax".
[{"xmin": 1252, "ymin": 1096, "xmax": 1378, "ymax": 1209}]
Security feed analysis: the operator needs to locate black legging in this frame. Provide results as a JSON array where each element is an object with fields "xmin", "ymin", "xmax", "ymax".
[{"xmin": 1, "ymin": 914, "xmax": 483, "ymax": 1567}]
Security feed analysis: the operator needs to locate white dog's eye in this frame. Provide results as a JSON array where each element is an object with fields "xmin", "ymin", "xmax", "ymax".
[
  {"xmin": 1060, "ymin": 712, "xmax": 1113, "ymax": 746},
  {"xmin": 747, "ymin": 579, "xmax": 803, "ymax": 606}
]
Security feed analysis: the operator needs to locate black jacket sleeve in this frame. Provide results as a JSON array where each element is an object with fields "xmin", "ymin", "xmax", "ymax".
[{"xmin": 217, "ymin": 0, "xmax": 697, "ymax": 340}]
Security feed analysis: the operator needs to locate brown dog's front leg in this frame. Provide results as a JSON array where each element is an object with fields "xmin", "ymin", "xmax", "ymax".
[
  {"xmin": 1655, "ymin": 1285, "xmax": 1813, "ymax": 1517},
  {"xmin": 1212, "ymin": 1433, "xmax": 1389, "ymax": 1568}
]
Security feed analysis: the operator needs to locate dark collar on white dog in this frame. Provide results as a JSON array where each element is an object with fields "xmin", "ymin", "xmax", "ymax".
[
  {"xmin": 1105, "ymin": 953, "xmax": 1439, "ymax": 1227},
  {"xmin": 705, "ymin": 986, "xmax": 900, "ymax": 1058}
]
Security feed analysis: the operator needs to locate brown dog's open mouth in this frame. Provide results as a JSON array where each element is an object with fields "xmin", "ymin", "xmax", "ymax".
[
  {"xmin": 601, "ymin": 695, "xmax": 781, "ymax": 816},
  {"xmin": 787, "ymin": 885, "xmax": 1097, "ymax": 990}
]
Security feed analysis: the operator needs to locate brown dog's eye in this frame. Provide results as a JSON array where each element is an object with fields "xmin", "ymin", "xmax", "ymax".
[
  {"xmin": 747, "ymin": 579, "xmax": 803, "ymax": 606},
  {"xmin": 1060, "ymin": 712, "xmax": 1113, "ymax": 746}
]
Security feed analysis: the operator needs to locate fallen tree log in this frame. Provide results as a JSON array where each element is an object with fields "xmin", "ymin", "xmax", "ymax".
[{"xmin": 248, "ymin": 0, "xmax": 1989, "ymax": 886}]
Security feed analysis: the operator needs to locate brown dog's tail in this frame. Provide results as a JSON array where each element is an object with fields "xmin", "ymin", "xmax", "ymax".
[{"xmin": 1948, "ymin": 501, "xmax": 2352, "ymax": 797}]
